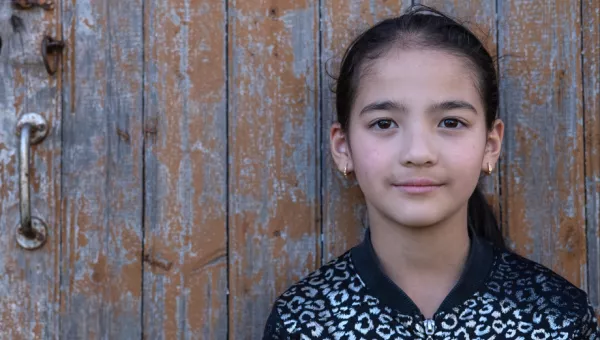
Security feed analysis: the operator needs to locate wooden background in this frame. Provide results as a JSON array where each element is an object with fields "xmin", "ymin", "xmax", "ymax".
[{"xmin": 0, "ymin": 0, "xmax": 598, "ymax": 338}]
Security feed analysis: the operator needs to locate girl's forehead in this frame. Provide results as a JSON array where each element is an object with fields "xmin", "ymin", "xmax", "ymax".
[
  {"xmin": 365, "ymin": 49, "xmax": 474, "ymax": 83},
  {"xmin": 356, "ymin": 49, "xmax": 481, "ymax": 106}
]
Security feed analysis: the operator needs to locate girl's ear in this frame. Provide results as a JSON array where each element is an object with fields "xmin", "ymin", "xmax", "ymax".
[
  {"xmin": 330, "ymin": 123, "xmax": 353, "ymax": 174},
  {"xmin": 483, "ymin": 119, "xmax": 504, "ymax": 172}
]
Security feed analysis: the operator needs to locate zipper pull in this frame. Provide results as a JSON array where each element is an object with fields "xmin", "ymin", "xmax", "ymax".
[{"xmin": 424, "ymin": 319, "xmax": 435, "ymax": 339}]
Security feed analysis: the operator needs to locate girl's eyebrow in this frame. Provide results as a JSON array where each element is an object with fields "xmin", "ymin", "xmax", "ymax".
[
  {"xmin": 359, "ymin": 100, "xmax": 408, "ymax": 115},
  {"xmin": 359, "ymin": 99, "xmax": 478, "ymax": 115},
  {"xmin": 428, "ymin": 100, "xmax": 478, "ymax": 115}
]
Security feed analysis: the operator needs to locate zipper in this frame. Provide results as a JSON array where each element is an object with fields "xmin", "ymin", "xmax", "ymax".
[{"xmin": 424, "ymin": 319, "xmax": 435, "ymax": 340}]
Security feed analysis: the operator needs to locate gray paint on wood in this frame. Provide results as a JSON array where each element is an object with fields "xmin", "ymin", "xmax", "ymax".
[
  {"xmin": 142, "ymin": 0, "xmax": 229, "ymax": 338},
  {"xmin": 60, "ymin": 0, "xmax": 144, "ymax": 338},
  {"xmin": 1, "ymin": 0, "xmax": 599, "ymax": 336},
  {"xmin": 498, "ymin": 1, "xmax": 586, "ymax": 284},
  {"xmin": 0, "ymin": 2, "xmax": 61, "ymax": 338},
  {"xmin": 583, "ymin": 0, "xmax": 600, "ymax": 311},
  {"xmin": 228, "ymin": 1, "xmax": 320, "ymax": 338}
]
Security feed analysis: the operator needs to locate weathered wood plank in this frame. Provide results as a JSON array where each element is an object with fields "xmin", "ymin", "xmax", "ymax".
[
  {"xmin": 498, "ymin": 1, "xmax": 586, "ymax": 286},
  {"xmin": 321, "ymin": 0, "xmax": 412, "ymax": 262},
  {"xmin": 0, "ymin": 2, "xmax": 60, "ymax": 338},
  {"xmin": 228, "ymin": 0, "xmax": 320, "ymax": 337},
  {"xmin": 60, "ymin": 0, "xmax": 144, "ymax": 337},
  {"xmin": 418, "ymin": 0, "xmax": 500, "ymax": 224},
  {"xmin": 142, "ymin": 0, "xmax": 228, "ymax": 338},
  {"xmin": 583, "ymin": 0, "xmax": 600, "ymax": 312}
]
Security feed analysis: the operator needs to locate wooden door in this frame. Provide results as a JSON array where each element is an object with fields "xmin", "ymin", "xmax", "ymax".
[
  {"xmin": 1, "ymin": 0, "xmax": 146, "ymax": 338},
  {"xmin": 1, "ymin": 0, "xmax": 62, "ymax": 337},
  {"xmin": 0, "ymin": 0, "xmax": 598, "ymax": 339}
]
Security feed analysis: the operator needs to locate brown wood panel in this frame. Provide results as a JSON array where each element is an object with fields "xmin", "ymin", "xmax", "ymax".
[
  {"xmin": 0, "ymin": 3, "xmax": 61, "ymax": 338},
  {"xmin": 60, "ymin": 0, "xmax": 144, "ymax": 337},
  {"xmin": 498, "ymin": 1, "xmax": 586, "ymax": 286},
  {"xmin": 418, "ymin": 0, "xmax": 500, "ymax": 222},
  {"xmin": 583, "ymin": 0, "xmax": 600, "ymax": 312},
  {"xmin": 228, "ymin": 0, "xmax": 320, "ymax": 337},
  {"xmin": 321, "ymin": 0, "xmax": 412, "ymax": 262},
  {"xmin": 142, "ymin": 0, "xmax": 228, "ymax": 338}
]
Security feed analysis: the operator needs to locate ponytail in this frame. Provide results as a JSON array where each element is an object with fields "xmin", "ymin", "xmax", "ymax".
[{"xmin": 468, "ymin": 186, "xmax": 505, "ymax": 248}]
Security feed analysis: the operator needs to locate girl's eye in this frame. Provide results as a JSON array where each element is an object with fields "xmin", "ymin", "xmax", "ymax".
[
  {"xmin": 371, "ymin": 119, "xmax": 398, "ymax": 130},
  {"xmin": 439, "ymin": 118, "xmax": 465, "ymax": 129}
]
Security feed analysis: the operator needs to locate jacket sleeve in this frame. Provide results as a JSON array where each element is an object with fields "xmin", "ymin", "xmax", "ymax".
[
  {"xmin": 262, "ymin": 306, "xmax": 290, "ymax": 340},
  {"xmin": 574, "ymin": 300, "xmax": 600, "ymax": 339}
]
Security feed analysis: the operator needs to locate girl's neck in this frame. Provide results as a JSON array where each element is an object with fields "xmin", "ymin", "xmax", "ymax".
[
  {"xmin": 369, "ymin": 205, "xmax": 470, "ymax": 273},
  {"xmin": 367, "ymin": 205, "xmax": 471, "ymax": 317}
]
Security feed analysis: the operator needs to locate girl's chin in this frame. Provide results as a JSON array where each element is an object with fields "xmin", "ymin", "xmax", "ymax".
[
  {"xmin": 380, "ymin": 203, "xmax": 457, "ymax": 228},
  {"xmin": 382, "ymin": 212, "xmax": 447, "ymax": 229}
]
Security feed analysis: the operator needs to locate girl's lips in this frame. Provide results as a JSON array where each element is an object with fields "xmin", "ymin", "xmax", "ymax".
[
  {"xmin": 393, "ymin": 178, "xmax": 444, "ymax": 194},
  {"xmin": 394, "ymin": 184, "xmax": 443, "ymax": 194}
]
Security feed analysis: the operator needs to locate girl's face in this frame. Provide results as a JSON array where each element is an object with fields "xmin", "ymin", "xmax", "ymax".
[{"xmin": 331, "ymin": 49, "xmax": 503, "ymax": 228}]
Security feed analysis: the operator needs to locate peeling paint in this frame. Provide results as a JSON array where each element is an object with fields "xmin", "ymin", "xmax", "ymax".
[
  {"xmin": 582, "ymin": 0, "xmax": 600, "ymax": 314},
  {"xmin": 143, "ymin": 0, "xmax": 228, "ymax": 338},
  {"xmin": 228, "ymin": 0, "xmax": 320, "ymax": 338},
  {"xmin": 2, "ymin": 0, "xmax": 599, "ymax": 336},
  {"xmin": 0, "ymin": 0, "xmax": 60, "ymax": 337},
  {"xmin": 59, "ymin": 0, "xmax": 144, "ymax": 338},
  {"xmin": 498, "ymin": 0, "xmax": 586, "ymax": 287},
  {"xmin": 281, "ymin": 8, "xmax": 317, "ymax": 79}
]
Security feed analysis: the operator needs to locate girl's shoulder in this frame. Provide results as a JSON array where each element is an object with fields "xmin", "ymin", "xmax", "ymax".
[
  {"xmin": 492, "ymin": 247, "xmax": 589, "ymax": 301},
  {"xmin": 487, "ymin": 247, "xmax": 597, "ymax": 331},
  {"xmin": 273, "ymin": 249, "xmax": 361, "ymax": 306},
  {"xmin": 263, "ymin": 249, "xmax": 366, "ymax": 337}
]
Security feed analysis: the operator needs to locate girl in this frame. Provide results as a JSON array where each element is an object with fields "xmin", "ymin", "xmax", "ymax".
[{"xmin": 263, "ymin": 5, "xmax": 599, "ymax": 339}]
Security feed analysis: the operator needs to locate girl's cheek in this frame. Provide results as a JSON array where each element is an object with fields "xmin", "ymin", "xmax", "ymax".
[
  {"xmin": 356, "ymin": 143, "xmax": 386, "ymax": 166},
  {"xmin": 444, "ymin": 141, "xmax": 484, "ymax": 173}
]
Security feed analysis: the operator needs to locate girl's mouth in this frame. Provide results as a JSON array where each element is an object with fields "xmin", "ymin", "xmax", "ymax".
[{"xmin": 393, "ymin": 178, "xmax": 444, "ymax": 194}]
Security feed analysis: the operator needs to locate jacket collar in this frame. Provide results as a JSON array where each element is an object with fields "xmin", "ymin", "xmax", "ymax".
[{"xmin": 351, "ymin": 228, "xmax": 495, "ymax": 316}]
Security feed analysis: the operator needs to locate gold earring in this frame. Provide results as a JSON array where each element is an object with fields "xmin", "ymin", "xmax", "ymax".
[
  {"xmin": 486, "ymin": 162, "xmax": 493, "ymax": 175},
  {"xmin": 343, "ymin": 164, "xmax": 349, "ymax": 178}
]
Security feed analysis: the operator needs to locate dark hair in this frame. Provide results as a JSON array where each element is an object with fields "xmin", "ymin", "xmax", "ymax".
[{"xmin": 334, "ymin": 5, "xmax": 505, "ymax": 248}]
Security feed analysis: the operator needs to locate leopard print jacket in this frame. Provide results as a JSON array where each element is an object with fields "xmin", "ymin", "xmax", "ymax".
[{"xmin": 263, "ymin": 230, "xmax": 599, "ymax": 339}]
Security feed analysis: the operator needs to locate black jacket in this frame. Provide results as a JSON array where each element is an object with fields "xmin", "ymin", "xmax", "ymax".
[{"xmin": 263, "ymin": 230, "xmax": 599, "ymax": 339}]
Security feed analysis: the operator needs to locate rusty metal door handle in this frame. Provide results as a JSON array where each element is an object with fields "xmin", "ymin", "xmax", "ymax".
[{"xmin": 15, "ymin": 113, "xmax": 49, "ymax": 250}]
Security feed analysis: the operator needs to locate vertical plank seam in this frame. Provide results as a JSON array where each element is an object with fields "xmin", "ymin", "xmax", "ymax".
[
  {"xmin": 225, "ymin": 0, "xmax": 231, "ymax": 337},
  {"xmin": 104, "ymin": 2, "xmax": 113, "ymax": 332},
  {"xmin": 579, "ymin": 0, "xmax": 591, "ymax": 297},
  {"xmin": 140, "ymin": 0, "xmax": 147, "ymax": 337},
  {"xmin": 318, "ymin": 0, "xmax": 325, "ymax": 269},
  {"xmin": 496, "ymin": 0, "xmax": 509, "ymax": 241},
  {"xmin": 58, "ymin": 0, "xmax": 65, "ymax": 336},
  {"xmin": 495, "ymin": 0, "xmax": 503, "ymax": 233}
]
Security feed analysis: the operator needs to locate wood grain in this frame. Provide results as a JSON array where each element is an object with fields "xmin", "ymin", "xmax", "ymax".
[
  {"xmin": 60, "ymin": 0, "xmax": 144, "ymax": 337},
  {"xmin": 321, "ymin": 0, "xmax": 412, "ymax": 262},
  {"xmin": 583, "ymin": 0, "xmax": 600, "ymax": 312},
  {"xmin": 0, "ymin": 0, "xmax": 597, "ymax": 337},
  {"xmin": 498, "ymin": 1, "xmax": 586, "ymax": 286},
  {"xmin": 142, "ymin": 0, "xmax": 228, "ymax": 338},
  {"xmin": 0, "ymin": 2, "xmax": 61, "ymax": 338},
  {"xmin": 228, "ymin": 0, "xmax": 320, "ymax": 337}
]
